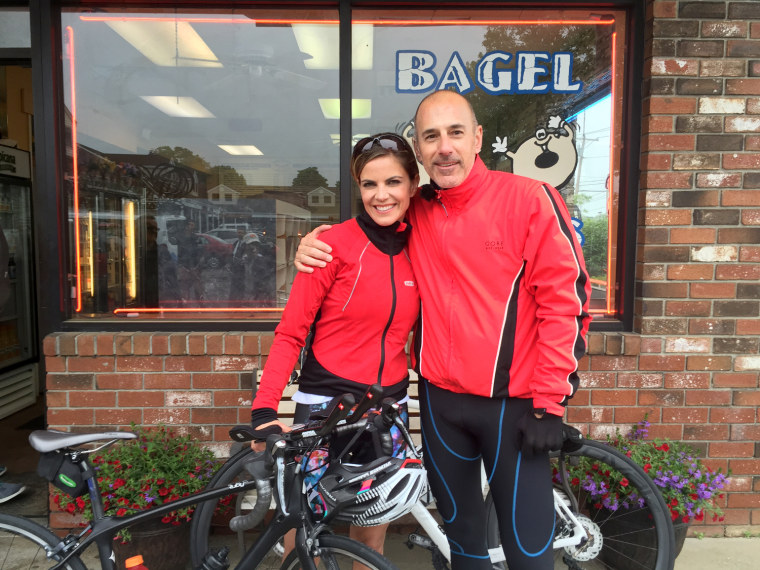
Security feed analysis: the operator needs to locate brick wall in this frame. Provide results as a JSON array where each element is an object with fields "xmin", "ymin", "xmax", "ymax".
[{"xmin": 44, "ymin": 0, "xmax": 759, "ymax": 537}]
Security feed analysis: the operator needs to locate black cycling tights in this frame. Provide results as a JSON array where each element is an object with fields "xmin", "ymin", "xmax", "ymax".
[{"xmin": 419, "ymin": 380, "xmax": 554, "ymax": 570}]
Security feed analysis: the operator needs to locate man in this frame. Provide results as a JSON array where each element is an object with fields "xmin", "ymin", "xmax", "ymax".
[{"xmin": 296, "ymin": 90, "xmax": 591, "ymax": 569}]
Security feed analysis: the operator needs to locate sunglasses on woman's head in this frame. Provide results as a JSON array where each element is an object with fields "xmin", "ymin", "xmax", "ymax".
[{"xmin": 352, "ymin": 134, "xmax": 409, "ymax": 158}]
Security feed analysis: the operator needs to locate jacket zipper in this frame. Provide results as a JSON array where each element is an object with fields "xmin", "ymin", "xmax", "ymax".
[{"xmin": 377, "ymin": 253, "xmax": 397, "ymax": 384}]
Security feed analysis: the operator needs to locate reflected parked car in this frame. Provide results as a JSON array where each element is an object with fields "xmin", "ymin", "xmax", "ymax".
[{"xmin": 196, "ymin": 233, "xmax": 234, "ymax": 269}]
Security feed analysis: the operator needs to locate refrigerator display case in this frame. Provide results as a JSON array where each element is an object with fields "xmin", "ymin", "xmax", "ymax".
[{"xmin": 0, "ymin": 145, "xmax": 37, "ymax": 419}]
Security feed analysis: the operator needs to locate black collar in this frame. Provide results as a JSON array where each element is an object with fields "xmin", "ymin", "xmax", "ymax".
[{"xmin": 356, "ymin": 211, "xmax": 411, "ymax": 256}]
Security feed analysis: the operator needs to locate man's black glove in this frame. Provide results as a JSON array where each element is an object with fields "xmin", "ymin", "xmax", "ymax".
[{"xmin": 516, "ymin": 410, "xmax": 563, "ymax": 456}]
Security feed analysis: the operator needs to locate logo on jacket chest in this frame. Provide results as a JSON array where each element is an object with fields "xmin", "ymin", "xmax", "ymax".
[{"xmin": 484, "ymin": 240, "xmax": 504, "ymax": 251}]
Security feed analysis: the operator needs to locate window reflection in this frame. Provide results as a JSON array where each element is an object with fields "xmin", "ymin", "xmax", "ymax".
[{"xmin": 61, "ymin": 8, "xmax": 339, "ymax": 318}]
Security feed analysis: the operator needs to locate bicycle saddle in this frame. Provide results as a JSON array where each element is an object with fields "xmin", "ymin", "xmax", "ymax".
[{"xmin": 28, "ymin": 429, "xmax": 137, "ymax": 453}]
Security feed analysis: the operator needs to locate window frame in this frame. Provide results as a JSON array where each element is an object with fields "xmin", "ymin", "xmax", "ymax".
[{"xmin": 31, "ymin": 0, "xmax": 643, "ymax": 333}]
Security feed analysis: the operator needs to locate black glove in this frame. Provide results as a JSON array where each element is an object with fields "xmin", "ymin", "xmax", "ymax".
[
  {"xmin": 516, "ymin": 410, "xmax": 563, "ymax": 456},
  {"xmin": 250, "ymin": 408, "xmax": 283, "ymax": 441}
]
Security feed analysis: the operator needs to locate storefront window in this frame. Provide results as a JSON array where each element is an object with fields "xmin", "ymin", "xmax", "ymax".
[
  {"xmin": 350, "ymin": 7, "xmax": 630, "ymax": 323},
  {"xmin": 61, "ymin": 3, "xmax": 634, "ymax": 323},
  {"xmin": 61, "ymin": 6, "xmax": 339, "ymax": 319}
]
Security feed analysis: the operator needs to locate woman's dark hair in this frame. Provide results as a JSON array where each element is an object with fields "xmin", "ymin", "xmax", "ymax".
[{"xmin": 351, "ymin": 132, "xmax": 419, "ymax": 183}]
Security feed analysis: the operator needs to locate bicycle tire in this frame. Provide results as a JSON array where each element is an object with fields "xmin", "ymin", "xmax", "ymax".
[
  {"xmin": 280, "ymin": 534, "xmax": 399, "ymax": 570},
  {"xmin": 483, "ymin": 439, "xmax": 675, "ymax": 569},
  {"xmin": 0, "ymin": 513, "xmax": 88, "ymax": 570},
  {"xmin": 190, "ymin": 446, "xmax": 271, "ymax": 567}
]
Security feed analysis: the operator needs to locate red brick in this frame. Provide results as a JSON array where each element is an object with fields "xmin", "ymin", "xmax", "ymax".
[
  {"xmin": 701, "ymin": 22, "xmax": 747, "ymax": 38},
  {"xmin": 114, "ymin": 334, "xmax": 133, "ymax": 355},
  {"xmin": 96, "ymin": 373, "xmax": 143, "ymax": 390},
  {"xmin": 661, "ymin": 407, "xmax": 709, "ymax": 424},
  {"xmin": 640, "ymin": 337, "xmax": 664, "ymax": 353},
  {"xmin": 586, "ymin": 333, "xmax": 605, "ymax": 354},
  {"xmin": 710, "ymin": 408, "xmax": 757, "ymax": 424},
  {"xmin": 727, "ymin": 494, "xmax": 760, "ymax": 509},
  {"xmin": 713, "ymin": 373, "xmax": 759, "ymax": 388},
  {"xmin": 683, "ymin": 424, "xmax": 729, "ymax": 441},
  {"xmin": 650, "ymin": 59, "xmax": 699, "ymax": 77},
  {"xmin": 206, "ymin": 333, "xmax": 225, "ymax": 355},
  {"xmin": 94, "ymin": 409, "xmax": 142, "ymax": 426},
  {"xmin": 645, "ymin": 424, "xmax": 684, "ymax": 441},
  {"xmin": 736, "ymin": 319, "xmax": 760, "ymax": 335},
  {"xmin": 731, "ymin": 425, "xmax": 760, "ymax": 440},
  {"xmin": 664, "ymin": 372, "xmax": 710, "ymax": 389},
  {"xmin": 95, "ymin": 334, "xmax": 115, "ymax": 355},
  {"xmin": 643, "ymin": 172, "xmax": 693, "ymax": 189},
  {"xmin": 727, "ymin": 459, "xmax": 760, "ymax": 476},
  {"xmin": 742, "ymin": 209, "xmax": 760, "ymax": 225},
  {"xmin": 643, "ymin": 134, "xmax": 696, "ymax": 152},
  {"xmin": 569, "ymin": 389, "xmax": 589, "ymax": 405},
  {"xmin": 638, "ymin": 390, "xmax": 685, "ymax": 407},
  {"xmin": 716, "ymin": 265, "xmax": 760, "ymax": 280},
  {"xmin": 143, "ymin": 408, "xmax": 191, "ymax": 425},
  {"xmin": 68, "ymin": 391, "xmax": 117, "ymax": 407},
  {"xmin": 646, "ymin": 97, "xmax": 697, "ymax": 115},
  {"xmin": 586, "ymin": 356, "xmax": 638, "ymax": 371},
  {"xmin": 617, "ymin": 373, "xmax": 663, "ymax": 388},
  {"xmin": 696, "ymin": 172, "xmax": 742, "ymax": 187},
  {"xmin": 614, "ymin": 407, "xmax": 660, "ymax": 425},
  {"xmin": 58, "ymin": 334, "xmax": 76, "ymax": 356},
  {"xmin": 192, "ymin": 407, "xmax": 239, "ymax": 425},
  {"xmin": 115, "ymin": 356, "xmax": 163, "ymax": 372},
  {"xmin": 118, "ymin": 391, "xmax": 165, "ymax": 407},
  {"xmin": 590, "ymin": 390, "xmax": 639, "ymax": 406},
  {"xmin": 48, "ymin": 409, "xmax": 94, "ymax": 426},
  {"xmin": 224, "ymin": 334, "xmax": 243, "ymax": 355},
  {"xmin": 260, "ymin": 334, "xmax": 275, "ymax": 356},
  {"xmin": 188, "ymin": 334, "xmax": 206, "ymax": 355},
  {"xmin": 653, "ymin": 1, "xmax": 677, "ymax": 18},
  {"xmin": 643, "ymin": 209, "xmax": 692, "ymax": 225},
  {"xmin": 144, "ymin": 373, "xmax": 191, "ymax": 389},
  {"xmin": 723, "ymin": 190, "xmax": 760, "ymax": 206},
  {"xmin": 639, "ymin": 355, "xmax": 686, "ymax": 371},
  {"xmin": 726, "ymin": 78, "xmax": 760, "ymax": 95},
  {"xmin": 734, "ymin": 391, "xmax": 760, "ymax": 406},
  {"xmin": 242, "ymin": 333, "xmax": 260, "ymax": 356},
  {"xmin": 45, "ymin": 392, "xmax": 67, "ymax": 408},
  {"xmin": 709, "ymin": 442, "xmax": 755, "ymax": 458},
  {"xmin": 165, "ymin": 356, "xmax": 213, "ymax": 372},
  {"xmin": 47, "ymin": 373, "xmax": 94, "ymax": 390},
  {"xmin": 686, "ymin": 356, "xmax": 733, "ymax": 371},
  {"xmin": 644, "ymin": 115, "xmax": 674, "ymax": 132},
  {"xmin": 672, "ymin": 228, "xmax": 719, "ymax": 245},
  {"xmin": 43, "ymin": 334, "xmax": 58, "ymax": 356},
  {"xmin": 214, "ymin": 390, "xmax": 252, "ymax": 407},
  {"xmin": 133, "ymin": 333, "xmax": 152, "ymax": 355},
  {"xmin": 213, "ymin": 356, "xmax": 257, "ymax": 371},
  {"xmin": 170, "ymin": 333, "xmax": 188, "ymax": 355},
  {"xmin": 68, "ymin": 357, "xmax": 115, "ymax": 373},
  {"xmin": 151, "ymin": 334, "xmax": 170, "ymax": 355},
  {"xmin": 192, "ymin": 373, "xmax": 240, "ymax": 389},
  {"xmin": 642, "ymin": 153, "xmax": 672, "ymax": 171},
  {"xmin": 76, "ymin": 335, "xmax": 95, "ymax": 357},
  {"xmin": 723, "ymin": 154, "xmax": 760, "ymax": 170},
  {"xmin": 685, "ymin": 390, "xmax": 732, "ymax": 406},
  {"xmin": 738, "ymin": 247, "xmax": 760, "ymax": 263},
  {"xmin": 664, "ymin": 301, "xmax": 712, "ymax": 316},
  {"xmin": 690, "ymin": 282, "xmax": 735, "ymax": 298}
]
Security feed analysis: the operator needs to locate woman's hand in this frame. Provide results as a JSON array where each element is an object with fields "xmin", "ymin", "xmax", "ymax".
[
  {"xmin": 250, "ymin": 420, "xmax": 292, "ymax": 452},
  {"xmin": 294, "ymin": 225, "xmax": 334, "ymax": 273}
]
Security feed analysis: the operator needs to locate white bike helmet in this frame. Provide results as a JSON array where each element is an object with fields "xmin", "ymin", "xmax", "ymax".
[{"xmin": 314, "ymin": 456, "xmax": 426, "ymax": 526}]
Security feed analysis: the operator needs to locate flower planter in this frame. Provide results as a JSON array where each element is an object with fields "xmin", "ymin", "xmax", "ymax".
[{"xmin": 113, "ymin": 519, "xmax": 190, "ymax": 570}]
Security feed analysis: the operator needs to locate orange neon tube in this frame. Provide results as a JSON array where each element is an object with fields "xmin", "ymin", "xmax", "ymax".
[
  {"xmin": 66, "ymin": 26, "xmax": 83, "ymax": 312},
  {"xmin": 606, "ymin": 32, "xmax": 617, "ymax": 316},
  {"xmin": 80, "ymin": 15, "xmax": 615, "ymax": 27}
]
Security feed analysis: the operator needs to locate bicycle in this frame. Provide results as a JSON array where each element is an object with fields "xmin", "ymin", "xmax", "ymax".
[
  {"xmin": 191, "ymin": 399, "xmax": 675, "ymax": 570},
  {"xmin": 0, "ymin": 391, "xmax": 400, "ymax": 570}
]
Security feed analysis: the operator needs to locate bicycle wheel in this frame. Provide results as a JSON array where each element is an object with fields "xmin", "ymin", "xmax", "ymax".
[
  {"xmin": 281, "ymin": 534, "xmax": 398, "ymax": 570},
  {"xmin": 483, "ymin": 439, "xmax": 675, "ymax": 570},
  {"xmin": 190, "ymin": 446, "xmax": 275, "ymax": 567},
  {"xmin": 0, "ymin": 513, "xmax": 88, "ymax": 570}
]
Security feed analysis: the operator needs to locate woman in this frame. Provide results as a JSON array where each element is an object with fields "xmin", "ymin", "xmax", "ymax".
[{"xmin": 249, "ymin": 132, "xmax": 420, "ymax": 555}]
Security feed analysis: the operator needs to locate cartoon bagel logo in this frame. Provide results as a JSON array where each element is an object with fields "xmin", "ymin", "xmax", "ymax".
[{"xmin": 492, "ymin": 115, "xmax": 578, "ymax": 190}]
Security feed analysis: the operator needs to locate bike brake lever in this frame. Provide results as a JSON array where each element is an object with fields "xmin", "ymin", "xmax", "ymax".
[
  {"xmin": 316, "ymin": 393, "xmax": 355, "ymax": 436},
  {"xmin": 346, "ymin": 383, "xmax": 382, "ymax": 425}
]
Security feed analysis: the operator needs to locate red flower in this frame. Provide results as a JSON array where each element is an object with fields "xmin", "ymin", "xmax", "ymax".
[
  {"xmin": 66, "ymin": 503, "xmax": 76, "ymax": 513},
  {"xmin": 643, "ymin": 463, "xmax": 651, "ymax": 473},
  {"xmin": 620, "ymin": 478, "xmax": 629, "ymax": 487},
  {"xmin": 116, "ymin": 508, "xmax": 127, "ymax": 516},
  {"xmin": 162, "ymin": 516, "xmax": 172, "ymax": 524},
  {"xmin": 159, "ymin": 488, "xmax": 170, "ymax": 496},
  {"xmin": 682, "ymin": 516, "xmax": 690, "ymax": 524}
]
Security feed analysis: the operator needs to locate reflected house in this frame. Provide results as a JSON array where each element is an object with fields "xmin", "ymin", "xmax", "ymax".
[{"xmin": 307, "ymin": 186, "xmax": 338, "ymax": 225}]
